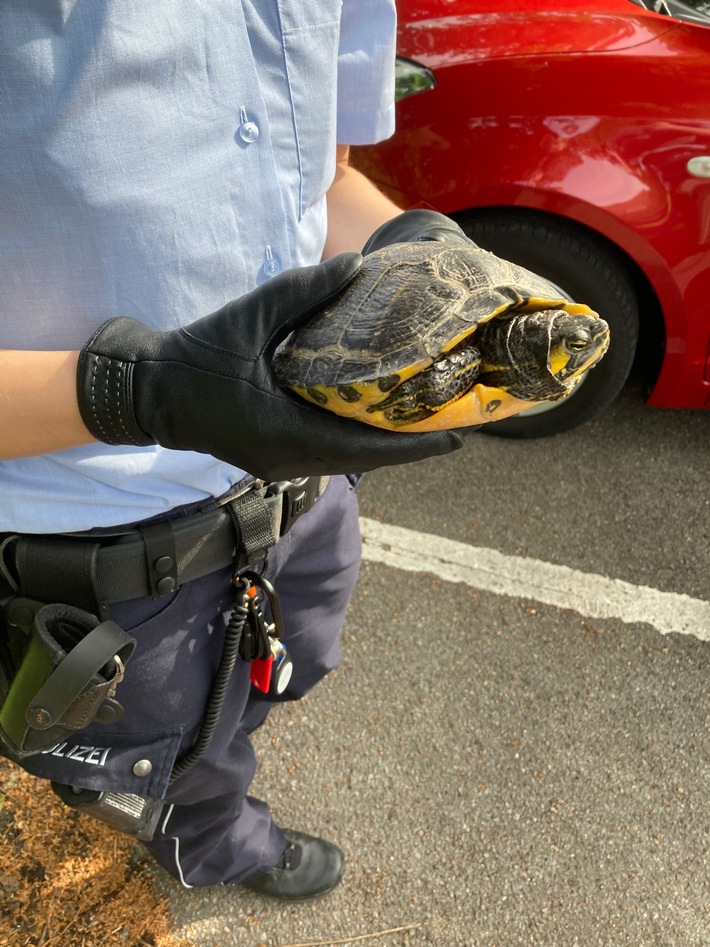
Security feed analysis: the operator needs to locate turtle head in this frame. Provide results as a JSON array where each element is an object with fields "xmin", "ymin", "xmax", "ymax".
[
  {"xmin": 474, "ymin": 307, "xmax": 610, "ymax": 402},
  {"xmin": 547, "ymin": 310, "xmax": 610, "ymax": 384}
]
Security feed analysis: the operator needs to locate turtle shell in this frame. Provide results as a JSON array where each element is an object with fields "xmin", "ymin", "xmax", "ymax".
[{"xmin": 273, "ymin": 241, "xmax": 606, "ymax": 431}]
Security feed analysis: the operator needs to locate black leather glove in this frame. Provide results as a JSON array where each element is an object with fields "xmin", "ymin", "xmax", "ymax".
[
  {"xmin": 77, "ymin": 253, "xmax": 463, "ymax": 480},
  {"xmin": 362, "ymin": 209, "xmax": 475, "ymax": 254}
]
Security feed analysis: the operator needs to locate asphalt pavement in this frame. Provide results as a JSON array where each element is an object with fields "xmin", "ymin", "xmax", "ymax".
[{"xmin": 155, "ymin": 382, "xmax": 710, "ymax": 947}]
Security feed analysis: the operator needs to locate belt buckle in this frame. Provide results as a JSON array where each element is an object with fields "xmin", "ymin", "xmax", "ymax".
[{"xmin": 265, "ymin": 478, "xmax": 322, "ymax": 537}]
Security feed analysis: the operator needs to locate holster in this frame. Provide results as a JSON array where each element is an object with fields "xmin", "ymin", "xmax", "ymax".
[{"xmin": 0, "ymin": 603, "xmax": 135, "ymax": 759}]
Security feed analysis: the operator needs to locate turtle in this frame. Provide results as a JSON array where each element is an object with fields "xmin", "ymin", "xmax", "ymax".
[{"xmin": 273, "ymin": 241, "xmax": 611, "ymax": 432}]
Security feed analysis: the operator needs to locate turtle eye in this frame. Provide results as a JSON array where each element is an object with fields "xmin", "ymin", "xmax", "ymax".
[{"xmin": 564, "ymin": 332, "xmax": 592, "ymax": 354}]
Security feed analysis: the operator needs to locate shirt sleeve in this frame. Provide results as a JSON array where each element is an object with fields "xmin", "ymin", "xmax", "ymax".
[{"xmin": 336, "ymin": 0, "xmax": 397, "ymax": 145}]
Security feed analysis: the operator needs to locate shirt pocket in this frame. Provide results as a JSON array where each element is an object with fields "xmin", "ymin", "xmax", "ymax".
[{"xmin": 277, "ymin": 0, "xmax": 342, "ymax": 218}]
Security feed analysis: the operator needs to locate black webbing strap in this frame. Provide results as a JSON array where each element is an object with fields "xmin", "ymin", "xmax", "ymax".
[
  {"xmin": 227, "ymin": 488, "xmax": 279, "ymax": 566},
  {"xmin": 13, "ymin": 536, "xmax": 104, "ymax": 617},
  {"xmin": 3, "ymin": 478, "xmax": 328, "ymax": 612},
  {"xmin": 95, "ymin": 507, "xmax": 236, "ymax": 603},
  {"xmin": 139, "ymin": 520, "xmax": 179, "ymax": 598}
]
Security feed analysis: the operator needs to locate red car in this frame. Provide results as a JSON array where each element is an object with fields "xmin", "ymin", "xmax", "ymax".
[{"xmin": 353, "ymin": 0, "xmax": 710, "ymax": 436}]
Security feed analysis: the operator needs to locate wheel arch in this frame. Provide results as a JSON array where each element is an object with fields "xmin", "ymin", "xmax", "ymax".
[{"xmin": 451, "ymin": 205, "xmax": 666, "ymax": 398}]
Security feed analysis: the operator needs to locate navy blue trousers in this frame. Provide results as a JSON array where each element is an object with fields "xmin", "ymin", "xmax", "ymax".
[{"xmin": 21, "ymin": 476, "xmax": 361, "ymax": 886}]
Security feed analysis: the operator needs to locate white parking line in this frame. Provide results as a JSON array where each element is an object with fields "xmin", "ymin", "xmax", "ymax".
[{"xmin": 359, "ymin": 518, "xmax": 710, "ymax": 641}]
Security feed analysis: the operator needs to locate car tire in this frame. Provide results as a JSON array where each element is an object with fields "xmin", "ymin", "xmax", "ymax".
[{"xmin": 457, "ymin": 212, "xmax": 640, "ymax": 438}]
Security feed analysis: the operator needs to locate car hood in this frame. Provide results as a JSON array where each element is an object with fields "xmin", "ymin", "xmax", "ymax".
[{"xmin": 397, "ymin": 0, "xmax": 678, "ymax": 66}]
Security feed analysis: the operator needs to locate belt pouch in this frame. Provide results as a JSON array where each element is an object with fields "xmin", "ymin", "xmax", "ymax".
[{"xmin": 0, "ymin": 604, "xmax": 136, "ymax": 759}]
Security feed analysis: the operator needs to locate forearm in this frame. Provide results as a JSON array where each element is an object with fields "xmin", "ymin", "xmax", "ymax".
[
  {"xmin": 0, "ymin": 349, "xmax": 95, "ymax": 459},
  {"xmin": 323, "ymin": 146, "xmax": 402, "ymax": 258}
]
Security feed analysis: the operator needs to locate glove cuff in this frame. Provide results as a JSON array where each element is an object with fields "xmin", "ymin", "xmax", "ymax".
[
  {"xmin": 362, "ymin": 209, "xmax": 474, "ymax": 255},
  {"xmin": 77, "ymin": 320, "xmax": 155, "ymax": 447}
]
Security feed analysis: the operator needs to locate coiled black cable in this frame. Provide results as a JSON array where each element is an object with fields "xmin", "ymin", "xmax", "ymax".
[{"xmin": 168, "ymin": 585, "xmax": 248, "ymax": 784}]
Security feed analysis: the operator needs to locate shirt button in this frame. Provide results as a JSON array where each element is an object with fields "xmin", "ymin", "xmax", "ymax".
[
  {"xmin": 239, "ymin": 121, "xmax": 260, "ymax": 144},
  {"xmin": 264, "ymin": 258, "xmax": 281, "ymax": 277}
]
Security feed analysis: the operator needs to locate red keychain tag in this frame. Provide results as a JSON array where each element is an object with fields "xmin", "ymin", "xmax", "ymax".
[{"xmin": 250, "ymin": 655, "xmax": 273, "ymax": 693}]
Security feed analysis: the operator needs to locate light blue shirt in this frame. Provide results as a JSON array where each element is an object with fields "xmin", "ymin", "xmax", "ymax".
[{"xmin": 0, "ymin": 0, "xmax": 396, "ymax": 532}]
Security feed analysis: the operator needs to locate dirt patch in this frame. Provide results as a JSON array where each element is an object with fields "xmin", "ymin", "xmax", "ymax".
[{"xmin": 0, "ymin": 758, "xmax": 192, "ymax": 947}]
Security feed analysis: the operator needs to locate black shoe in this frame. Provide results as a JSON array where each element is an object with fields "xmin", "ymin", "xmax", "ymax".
[{"xmin": 241, "ymin": 829, "xmax": 344, "ymax": 901}]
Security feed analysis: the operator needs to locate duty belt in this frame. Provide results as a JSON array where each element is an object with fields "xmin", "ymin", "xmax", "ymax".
[{"xmin": 0, "ymin": 477, "xmax": 329, "ymax": 627}]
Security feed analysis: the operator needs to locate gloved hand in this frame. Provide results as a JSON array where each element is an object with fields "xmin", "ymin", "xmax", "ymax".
[
  {"xmin": 362, "ymin": 208, "xmax": 475, "ymax": 254},
  {"xmin": 77, "ymin": 252, "xmax": 463, "ymax": 480}
]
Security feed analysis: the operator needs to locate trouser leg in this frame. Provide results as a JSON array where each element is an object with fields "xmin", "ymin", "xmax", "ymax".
[
  {"xmin": 144, "ymin": 475, "xmax": 361, "ymax": 886},
  {"xmin": 143, "ymin": 706, "xmax": 286, "ymax": 887}
]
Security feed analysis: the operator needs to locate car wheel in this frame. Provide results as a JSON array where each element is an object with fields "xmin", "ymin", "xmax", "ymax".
[{"xmin": 457, "ymin": 212, "xmax": 640, "ymax": 438}]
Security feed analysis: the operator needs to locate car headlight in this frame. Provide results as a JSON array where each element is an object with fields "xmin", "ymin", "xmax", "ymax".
[{"xmin": 395, "ymin": 57, "xmax": 437, "ymax": 102}]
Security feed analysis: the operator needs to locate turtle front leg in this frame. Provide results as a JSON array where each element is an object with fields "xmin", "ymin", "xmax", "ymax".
[{"xmin": 369, "ymin": 346, "xmax": 482, "ymax": 425}]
